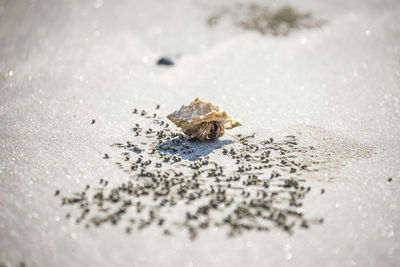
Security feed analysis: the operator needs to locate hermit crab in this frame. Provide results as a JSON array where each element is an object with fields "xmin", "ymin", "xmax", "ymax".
[{"xmin": 167, "ymin": 97, "xmax": 241, "ymax": 141}]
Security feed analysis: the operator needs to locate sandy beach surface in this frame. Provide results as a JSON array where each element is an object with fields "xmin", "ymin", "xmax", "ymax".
[{"xmin": 1, "ymin": 0, "xmax": 399, "ymax": 266}]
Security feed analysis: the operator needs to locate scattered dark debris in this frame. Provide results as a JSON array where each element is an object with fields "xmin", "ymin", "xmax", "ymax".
[
  {"xmin": 388, "ymin": 177, "xmax": 392, "ymax": 182},
  {"xmin": 104, "ymin": 154, "xmax": 110, "ymax": 159},
  {"xmin": 156, "ymin": 57, "xmax": 174, "ymax": 66},
  {"xmin": 207, "ymin": 4, "xmax": 326, "ymax": 36},
  {"xmin": 54, "ymin": 189, "xmax": 60, "ymax": 196},
  {"xmin": 91, "ymin": 119, "xmax": 96, "ymax": 124},
  {"xmin": 58, "ymin": 106, "xmax": 326, "ymax": 240}
]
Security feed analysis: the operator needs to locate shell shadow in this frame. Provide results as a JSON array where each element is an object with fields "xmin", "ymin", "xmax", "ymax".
[{"xmin": 155, "ymin": 136, "xmax": 233, "ymax": 161}]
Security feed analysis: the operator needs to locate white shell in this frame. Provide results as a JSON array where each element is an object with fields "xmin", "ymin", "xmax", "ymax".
[{"xmin": 167, "ymin": 97, "xmax": 241, "ymax": 134}]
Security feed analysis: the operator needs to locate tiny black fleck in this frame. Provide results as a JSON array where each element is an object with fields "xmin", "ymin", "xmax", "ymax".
[{"xmin": 156, "ymin": 57, "xmax": 174, "ymax": 66}]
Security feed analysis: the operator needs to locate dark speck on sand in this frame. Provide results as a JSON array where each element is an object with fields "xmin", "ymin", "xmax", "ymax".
[{"xmin": 156, "ymin": 57, "xmax": 174, "ymax": 66}]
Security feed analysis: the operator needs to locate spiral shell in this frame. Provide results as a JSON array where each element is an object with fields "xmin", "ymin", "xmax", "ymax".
[{"xmin": 167, "ymin": 97, "xmax": 241, "ymax": 139}]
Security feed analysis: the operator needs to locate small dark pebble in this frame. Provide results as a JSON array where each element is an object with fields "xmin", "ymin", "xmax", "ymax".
[
  {"xmin": 91, "ymin": 119, "xmax": 96, "ymax": 124},
  {"xmin": 388, "ymin": 178, "xmax": 392, "ymax": 182},
  {"xmin": 156, "ymin": 57, "xmax": 174, "ymax": 66},
  {"xmin": 163, "ymin": 229, "xmax": 171, "ymax": 235}
]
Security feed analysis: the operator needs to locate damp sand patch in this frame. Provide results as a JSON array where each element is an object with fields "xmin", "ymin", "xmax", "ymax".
[
  {"xmin": 207, "ymin": 3, "xmax": 326, "ymax": 36},
  {"xmin": 56, "ymin": 107, "xmax": 372, "ymax": 240},
  {"xmin": 285, "ymin": 125, "xmax": 374, "ymax": 181}
]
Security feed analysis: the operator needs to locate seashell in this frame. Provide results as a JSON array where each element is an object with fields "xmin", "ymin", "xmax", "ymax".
[{"xmin": 167, "ymin": 97, "xmax": 241, "ymax": 141}]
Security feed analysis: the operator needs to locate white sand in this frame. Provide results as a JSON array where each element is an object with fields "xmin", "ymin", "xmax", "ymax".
[{"xmin": 1, "ymin": 0, "xmax": 399, "ymax": 266}]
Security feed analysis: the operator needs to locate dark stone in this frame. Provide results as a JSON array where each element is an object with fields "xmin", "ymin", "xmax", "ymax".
[{"xmin": 156, "ymin": 57, "xmax": 174, "ymax": 66}]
